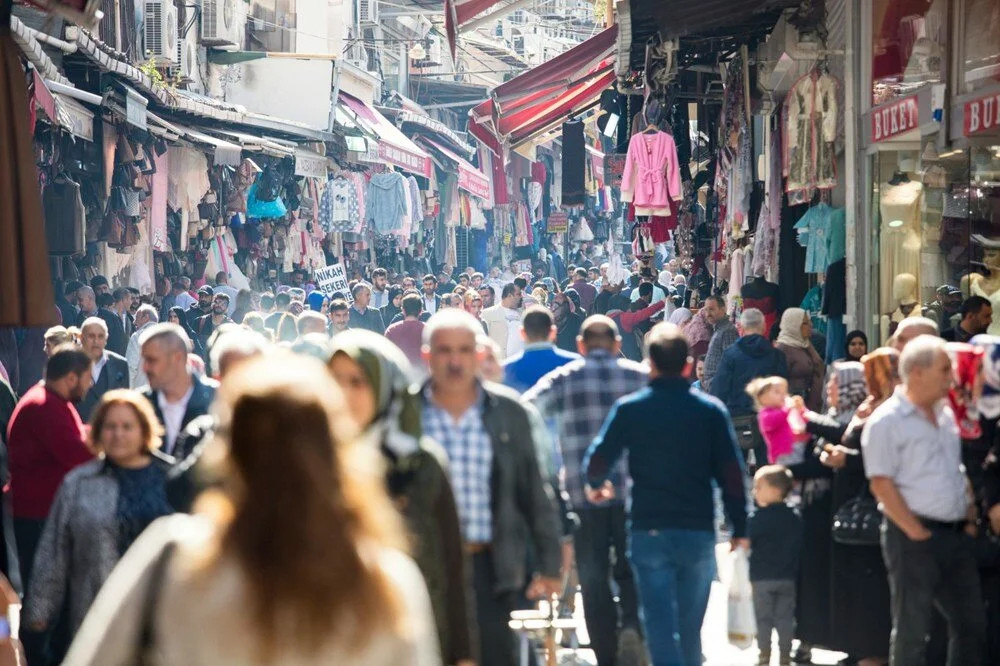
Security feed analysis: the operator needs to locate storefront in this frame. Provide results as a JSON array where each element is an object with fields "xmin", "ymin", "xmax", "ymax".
[{"xmin": 857, "ymin": 0, "xmax": 1000, "ymax": 341}]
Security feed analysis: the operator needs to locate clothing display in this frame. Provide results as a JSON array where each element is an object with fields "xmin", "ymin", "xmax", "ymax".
[
  {"xmin": 42, "ymin": 174, "xmax": 86, "ymax": 256},
  {"xmin": 562, "ymin": 119, "xmax": 586, "ymax": 207},
  {"xmin": 793, "ymin": 203, "xmax": 845, "ymax": 275},
  {"xmin": 367, "ymin": 172, "xmax": 409, "ymax": 234},
  {"xmin": 878, "ymin": 180, "xmax": 923, "ymax": 308},
  {"xmin": 319, "ymin": 175, "xmax": 358, "ymax": 233},
  {"xmin": 621, "ymin": 130, "xmax": 682, "ymax": 215},
  {"xmin": 783, "ymin": 71, "xmax": 839, "ymax": 193}
]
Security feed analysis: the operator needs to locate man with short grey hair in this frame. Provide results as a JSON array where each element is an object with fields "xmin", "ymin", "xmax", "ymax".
[
  {"xmin": 76, "ymin": 317, "xmax": 128, "ymax": 421},
  {"xmin": 140, "ymin": 323, "xmax": 217, "ymax": 458},
  {"xmin": 127, "ymin": 304, "xmax": 159, "ymax": 388},
  {"xmin": 348, "ymin": 282, "xmax": 385, "ymax": 334},
  {"xmin": 862, "ymin": 334, "xmax": 985, "ymax": 665},
  {"xmin": 891, "ymin": 316, "xmax": 939, "ymax": 351}
]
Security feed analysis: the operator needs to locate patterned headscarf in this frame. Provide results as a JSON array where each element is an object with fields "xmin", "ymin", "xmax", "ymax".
[
  {"xmin": 830, "ymin": 361, "xmax": 867, "ymax": 423},
  {"xmin": 971, "ymin": 334, "xmax": 1000, "ymax": 418},
  {"xmin": 683, "ymin": 308, "xmax": 712, "ymax": 348},
  {"xmin": 861, "ymin": 348, "xmax": 900, "ymax": 404},
  {"xmin": 328, "ymin": 330, "xmax": 421, "ymax": 455},
  {"xmin": 668, "ymin": 307, "xmax": 693, "ymax": 326}
]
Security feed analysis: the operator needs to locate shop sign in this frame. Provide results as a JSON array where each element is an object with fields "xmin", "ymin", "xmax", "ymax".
[
  {"xmin": 871, "ymin": 95, "xmax": 919, "ymax": 142},
  {"xmin": 604, "ymin": 153, "xmax": 627, "ymax": 188},
  {"xmin": 315, "ymin": 263, "xmax": 353, "ymax": 304},
  {"xmin": 547, "ymin": 211, "xmax": 569, "ymax": 233},
  {"xmin": 294, "ymin": 149, "xmax": 327, "ymax": 179},
  {"xmin": 124, "ymin": 86, "xmax": 147, "ymax": 130},
  {"xmin": 377, "ymin": 142, "xmax": 431, "ymax": 178},
  {"xmin": 964, "ymin": 92, "xmax": 1000, "ymax": 136},
  {"xmin": 514, "ymin": 260, "xmax": 532, "ymax": 273},
  {"xmin": 457, "ymin": 166, "xmax": 491, "ymax": 200}
]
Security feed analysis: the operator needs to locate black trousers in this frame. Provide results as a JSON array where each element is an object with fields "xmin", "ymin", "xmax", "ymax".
[
  {"xmin": 882, "ymin": 520, "xmax": 986, "ymax": 666},
  {"xmin": 575, "ymin": 505, "xmax": 640, "ymax": 666},
  {"xmin": 472, "ymin": 549, "xmax": 519, "ymax": 666}
]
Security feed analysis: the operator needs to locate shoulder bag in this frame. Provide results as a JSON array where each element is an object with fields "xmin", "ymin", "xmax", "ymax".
[{"xmin": 831, "ymin": 486, "xmax": 881, "ymax": 546}]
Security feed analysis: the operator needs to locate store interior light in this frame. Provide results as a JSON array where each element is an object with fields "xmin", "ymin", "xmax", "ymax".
[
  {"xmin": 888, "ymin": 219, "xmax": 904, "ymax": 228},
  {"xmin": 939, "ymin": 149, "xmax": 964, "ymax": 159}
]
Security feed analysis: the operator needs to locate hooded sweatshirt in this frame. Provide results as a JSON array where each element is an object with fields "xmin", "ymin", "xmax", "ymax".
[
  {"xmin": 366, "ymin": 172, "xmax": 409, "ymax": 234},
  {"xmin": 709, "ymin": 334, "xmax": 788, "ymax": 417}
]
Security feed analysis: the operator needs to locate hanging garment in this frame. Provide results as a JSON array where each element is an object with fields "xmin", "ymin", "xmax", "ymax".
[
  {"xmin": 793, "ymin": 203, "xmax": 845, "ymax": 275},
  {"xmin": 562, "ymin": 119, "xmax": 586, "ymax": 207},
  {"xmin": 42, "ymin": 175, "xmax": 86, "ymax": 256},
  {"xmin": 148, "ymin": 151, "xmax": 169, "ymax": 251},
  {"xmin": 621, "ymin": 130, "xmax": 682, "ymax": 215},
  {"xmin": 407, "ymin": 176, "xmax": 422, "ymax": 229},
  {"xmin": 366, "ymin": 172, "xmax": 409, "ymax": 234},
  {"xmin": 166, "ymin": 147, "xmax": 211, "ymax": 212},
  {"xmin": 783, "ymin": 71, "xmax": 839, "ymax": 193},
  {"xmin": 726, "ymin": 130, "xmax": 753, "ymax": 237},
  {"xmin": 319, "ymin": 176, "xmax": 357, "ymax": 233}
]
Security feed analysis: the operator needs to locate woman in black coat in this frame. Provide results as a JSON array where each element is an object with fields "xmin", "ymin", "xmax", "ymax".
[{"xmin": 803, "ymin": 355, "xmax": 894, "ymax": 665}]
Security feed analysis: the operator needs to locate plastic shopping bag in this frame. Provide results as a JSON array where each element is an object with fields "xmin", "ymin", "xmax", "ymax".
[{"xmin": 726, "ymin": 547, "xmax": 756, "ymax": 649}]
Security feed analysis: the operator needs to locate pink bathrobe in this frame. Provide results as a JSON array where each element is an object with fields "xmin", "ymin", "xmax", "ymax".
[{"xmin": 621, "ymin": 131, "xmax": 683, "ymax": 214}]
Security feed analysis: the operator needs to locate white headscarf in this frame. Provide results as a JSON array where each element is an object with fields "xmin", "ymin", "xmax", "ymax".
[
  {"xmin": 776, "ymin": 307, "xmax": 811, "ymax": 348},
  {"xmin": 668, "ymin": 307, "xmax": 693, "ymax": 326}
]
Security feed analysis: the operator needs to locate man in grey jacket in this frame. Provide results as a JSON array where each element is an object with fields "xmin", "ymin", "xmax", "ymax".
[{"xmin": 420, "ymin": 309, "xmax": 562, "ymax": 666}]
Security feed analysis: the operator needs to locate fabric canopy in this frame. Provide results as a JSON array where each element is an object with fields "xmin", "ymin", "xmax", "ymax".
[
  {"xmin": 418, "ymin": 137, "xmax": 490, "ymax": 200},
  {"xmin": 470, "ymin": 66, "xmax": 615, "ymax": 156},
  {"xmin": 445, "ymin": 0, "xmax": 509, "ymax": 62},
  {"xmin": 339, "ymin": 92, "xmax": 433, "ymax": 178}
]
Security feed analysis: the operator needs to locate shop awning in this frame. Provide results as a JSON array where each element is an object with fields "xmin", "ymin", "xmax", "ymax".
[
  {"xmin": 445, "ymin": 0, "xmax": 522, "ymax": 62},
  {"xmin": 418, "ymin": 136, "xmax": 491, "ymax": 200},
  {"xmin": 470, "ymin": 64, "xmax": 615, "ymax": 155},
  {"xmin": 339, "ymin": 92, "xmax": 432, "ymax": 178},
  {"xmin": 173, "ymin": 125, "xmax": 243, "ymax": 166}
]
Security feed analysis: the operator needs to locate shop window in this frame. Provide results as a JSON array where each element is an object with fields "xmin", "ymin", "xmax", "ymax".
[
  {"xmin": 966, "ymin": 144, "xmax": 1000, "ymax": 333},
  {"xmin": 961, "ymin": 0, "xmax": 1000, "ymax": 94},
  {"xmin": 870, "ymin": 141, "xmax": 971, "ymax": 340},
  {"xmin": 871, "ymin": 0, "xmax": 946, "ymax": 105}
]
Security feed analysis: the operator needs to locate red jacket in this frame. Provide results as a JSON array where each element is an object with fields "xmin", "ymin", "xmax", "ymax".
[
  {"xmin": 607, "ymin": 300, "xmax": 665, "ymax": 334},
  {"xmin": 6, "ymin": 384, "xmax": 92, "ymax": 519}
]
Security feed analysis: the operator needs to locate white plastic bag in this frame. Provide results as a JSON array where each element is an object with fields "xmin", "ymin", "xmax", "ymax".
[{"xmin": 726, "ymin": 547, "xmax": 756, "ymax": 649}]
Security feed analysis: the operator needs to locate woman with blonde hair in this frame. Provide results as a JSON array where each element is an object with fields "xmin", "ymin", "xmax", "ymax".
[
  {"xmin": 27, "ymin": 390, "xmax": 174, "ymax": 648},
  {"xmin": 63, "ymin": 354, "xmax": 440, "ymax": 665}
]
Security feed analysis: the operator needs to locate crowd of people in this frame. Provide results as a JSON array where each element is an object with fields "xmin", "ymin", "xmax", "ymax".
[{"xmin": 0, "ymin": 256, "xmax": 999, "ymax": 666}]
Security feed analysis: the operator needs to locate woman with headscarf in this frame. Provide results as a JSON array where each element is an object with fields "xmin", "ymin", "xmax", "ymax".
[
  {"xmin": 816, "ymin": 350, "xmax": 897, "ymax": 666},
  {"xmin": 328, "ymin": 331, "xmax": 471, "ymax": 665},
  {"xmin": 682, "ymin": 307, "xmax": 712, "ymax": 358},
  {"xmin": 554, "ymin": 289, "xmax": 585, "ymax": 353},
  {"xmin": 381, "ymin": 286, "xmax": 405, "ymax": 327},
  {"xmin": 776, "ymin": 308, "xmax": 826, "ymax": 411},
  {"xmin": 842, "ymin": 330, "xmax": 869, "ymax": 362}
]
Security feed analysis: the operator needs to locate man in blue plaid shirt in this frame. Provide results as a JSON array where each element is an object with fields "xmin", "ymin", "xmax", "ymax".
[{"xmin": 523, "ymin": 315, "xmax": 647, "ymax": 666}]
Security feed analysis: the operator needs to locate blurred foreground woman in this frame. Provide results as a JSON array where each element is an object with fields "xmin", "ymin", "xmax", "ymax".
[{"xmin": 63, "ymin": 354, "xmax": 441, "ymax": 665}]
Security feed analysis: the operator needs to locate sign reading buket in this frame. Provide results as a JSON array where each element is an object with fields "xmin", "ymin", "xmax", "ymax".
[
  {"xmin": 964, "ymin": 92, "xmax": 1000, "ymax": 136},
  {"xmin": 871, "ymin": 95, "xmax": 919, "ymax": 142},
  {"xmin": 315, "ymin": 263, "xmax": 354, "ymax": 304}
]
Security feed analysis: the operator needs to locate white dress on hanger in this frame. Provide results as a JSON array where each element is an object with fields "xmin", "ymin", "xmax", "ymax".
[{"xmin": 879, "ymin": 180, "xmax": 923, "ymax": 309}]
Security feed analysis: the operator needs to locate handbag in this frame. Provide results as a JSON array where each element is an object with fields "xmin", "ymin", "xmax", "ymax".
[
  {"xmin": 136, "ymin": 542, "xmax": 176, "ymax": 665},
  {"xmin": 831, "ymin": 488, "xmax": 882, "ymax": 546}
]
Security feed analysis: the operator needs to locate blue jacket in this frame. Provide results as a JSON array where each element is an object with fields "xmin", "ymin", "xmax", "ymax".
[
  {"xmin": 709, "ymin": 334, "xmax": 788, "ymax": 417},
  {"xmin": 584, "ymin": 376, "xmax": 749, "ymax": 537},
  {"xmin": 502, "ymin": 343, "xmax": 581, "ymax": 393}
]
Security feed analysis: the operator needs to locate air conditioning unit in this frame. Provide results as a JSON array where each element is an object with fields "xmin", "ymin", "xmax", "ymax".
[
  {"xmin": 357, "ymin": 0, "xmax": 379, "ymax": 26},
  {"xmin": 172, "ymin": 40, "xmax": 198, "ymax": 81},
  {"xmin": 144, "ymin": 0, "xmax": 179, "ymax": 64},
  {"xmin": 202, "ymin": 0, "xmax": 239, "ymax": 47}
]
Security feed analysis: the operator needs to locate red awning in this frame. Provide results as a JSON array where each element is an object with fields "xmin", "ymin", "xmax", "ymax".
[
  {"xmin": 339, "ymin": 92, "xmax": 432, "ymax": 178},
  {"xmin": 468, "ymin": 28, "xmax": 616, "ymax": 156},
  {"xmin": 445, "ymin": 0, "xmax": 509, "ymax": 62},
  {"xmin": 418, "ymin": 137, "xmax": 491, "ymax": 200}
]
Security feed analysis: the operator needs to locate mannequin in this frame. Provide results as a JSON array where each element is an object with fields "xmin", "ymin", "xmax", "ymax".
[
  {"xmin": 879, "ymin": 170, "xmax": 923, "ymax": 309},
  {"xmin": 880, "ymin": 273, "xmax": 920, "ymax": 341},
  {"xmin": 969, "ymin": 235, "xmax": 1000, "ymax": 335}
]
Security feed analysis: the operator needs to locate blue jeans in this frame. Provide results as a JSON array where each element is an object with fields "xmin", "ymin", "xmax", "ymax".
[{"xmin": 628, "ymin": 528, "xmax": 716, "ymax": 666}]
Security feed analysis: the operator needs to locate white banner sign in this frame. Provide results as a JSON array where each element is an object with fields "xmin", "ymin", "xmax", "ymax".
[{"xmin": 314, "ymin": 263, "xmax": 353, "ymax": 304}]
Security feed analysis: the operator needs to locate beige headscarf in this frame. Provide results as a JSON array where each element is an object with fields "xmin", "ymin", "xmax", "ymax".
[{"xmin": 776, "ymin": 307, "xmax": 811, "ymax": 348}]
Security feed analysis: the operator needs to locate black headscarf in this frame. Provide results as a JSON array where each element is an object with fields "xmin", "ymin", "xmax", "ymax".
[{"xmin": 844, "ymin": 329, "xmax": 868, "ymax": 361}]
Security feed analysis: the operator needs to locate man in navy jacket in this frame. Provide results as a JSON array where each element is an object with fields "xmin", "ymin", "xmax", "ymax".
[{"xmin": 584, "ymin": 322, "xmax": 749, "ymax": 666}]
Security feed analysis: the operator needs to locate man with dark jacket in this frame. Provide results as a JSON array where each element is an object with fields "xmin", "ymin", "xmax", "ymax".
[
  {"xmin": 76, "ymin": 317, "xmax": 129, "ymax": 422},
  {"xmin": 138, "ymin": 323, "xmax": 218, "ymax": 459},
  {"xmin": 348, "ymin": 283, "xmax": 386, "ymax": 334},
  {"xmin": 420, "ymin": 309, "xmax": 562, "ymax": 666},
  {"xmin": 710, "ymin": 308, "xmax": 788, "ymax": 466},
  {"xmin": 584, "ymin": 322, "xmax": 749, "ymax": 666},
  {"xmin": 709, "ymin": 308, "xmax": 788, "ymax": 418},
  {"xmin": 942, "ymin": 295, "xmax": 991, "ymax": 343}
]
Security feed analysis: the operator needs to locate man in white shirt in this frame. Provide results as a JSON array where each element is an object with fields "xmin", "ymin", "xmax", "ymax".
[
  {"xmin": 862, "ymin": 335, "xmax": 985, "ymax": 665},
  {"xmin": 139, "ymin": 323, "xmax": 218, "ymax": 458},
  {"xmin": 481, "ymin": 283, "xmax": 523, "ymax": 359}
]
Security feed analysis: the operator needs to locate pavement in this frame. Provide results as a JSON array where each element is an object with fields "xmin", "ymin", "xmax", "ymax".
[{"xmin": 542, "ymin": 544, "xmax": 846, "ymax": 666}]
